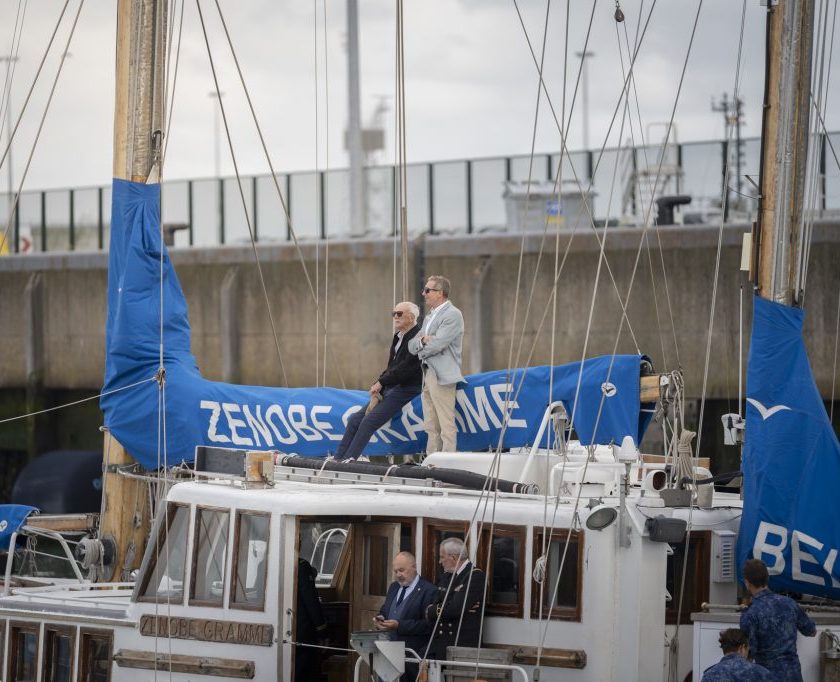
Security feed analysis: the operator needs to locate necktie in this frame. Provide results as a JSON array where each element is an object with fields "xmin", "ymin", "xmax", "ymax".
[{"xmin": 396, "ymin": 585, "xmax": 408, "ymax": 607}]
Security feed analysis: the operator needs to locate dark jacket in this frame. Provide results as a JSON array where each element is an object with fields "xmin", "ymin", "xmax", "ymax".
[
  {"xmin": 425, "ymin": 562, "xmax": 486, "ymax": 659},
  {"xmin": 378, "ymin": 325, "xmax": 422, "ymax": 390},
  {"xmin": 295, "ymin": 558, "xmax": 327, "ymax": 644},
  {"xmin": 701, "ymin": 653, "xmax": 775, "ymax": 681},
  {"xmin": 378, "ymin": 577, "xmax": 438, "ymax": 655}
]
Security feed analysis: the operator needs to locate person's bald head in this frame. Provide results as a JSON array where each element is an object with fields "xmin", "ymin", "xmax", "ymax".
[
  {"xmin": 392, "ymin": 551, "xmax": 418, "ymax": 586},
  {"xmin": 392, "ymin": 301, "xmax": 419, "ymax": 333}
]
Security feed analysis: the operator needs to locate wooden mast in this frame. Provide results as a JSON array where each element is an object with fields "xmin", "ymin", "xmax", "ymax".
[
  {"xmin": 100, "ymin": 0, "xmax": 168, "ymax": 581},
  {"xmin": 753, "ymin": 0, "xmax": 815, "ymax": 304}
]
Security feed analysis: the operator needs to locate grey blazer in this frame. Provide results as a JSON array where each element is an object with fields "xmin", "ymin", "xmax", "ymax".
[{"xmin": 408, "ymin": 301, "xmax": 465, "ymax": 386}]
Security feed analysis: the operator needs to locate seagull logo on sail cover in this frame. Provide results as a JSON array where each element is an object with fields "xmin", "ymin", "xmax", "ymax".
[{"xmin": 746, "ymin": 398, "xmax": 791, "ymax": 420}]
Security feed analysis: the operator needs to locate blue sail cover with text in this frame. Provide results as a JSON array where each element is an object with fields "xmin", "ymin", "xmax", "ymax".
[
  {"xmin": 737, "ymin": 296, "xmax": 840, "ymax": 599},
  {"xmin": 101, "ymin": 179, "xmax": 651, "ymax": 469}
]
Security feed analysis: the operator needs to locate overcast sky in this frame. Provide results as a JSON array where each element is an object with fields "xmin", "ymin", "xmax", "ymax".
[{"xmin": 0, "ymin": 0, "xmax": 837, "ymax": 191}]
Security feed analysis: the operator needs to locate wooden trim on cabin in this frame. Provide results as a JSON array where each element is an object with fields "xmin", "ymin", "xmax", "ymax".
[
  {"xmin": 114, "ymin": 649, "xmax": 255, "ymax": 678},
  {"xmin": 479, "ymin": 524, "xmax": 527, "ymax": 618},
  {"xmin": 484, "ymin": 643, "xmax": 587, "ymax": 669},
  {"xmin": 666, "ymin": 530, "xmax": 711, "ymax": 626},
  {"xmin": 229, "ymin": 510, "xmax": 271, "ymax": 612},
  {"xmin": 41, "ymin": 623, "xmax": 75, "ymax": 682},
  {"xmin": 78, "ymin": 628, "xmax": 113, "ymax": 682},
  {"xmin": 136, "ymin": 502, "xmax": 189, "ymax": 604},
  {"xmin": 8, "ymin": 620, "xmax": 40, "ymax": 682},
  {"xmin": 26, "ymin": 513, "xmax": 99, "ymax": 533},
  {"xmin": 531, "ymin": 530, "xmax": 584, "ymax": 622},
  {"xmin": 189, "ymin": 506, "xmax": 231, "ymax": 608}
]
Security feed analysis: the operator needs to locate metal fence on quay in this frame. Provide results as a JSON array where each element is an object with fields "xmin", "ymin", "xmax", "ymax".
[{"xmin": 2, "ymin": 132, "xmax": 839, "ymax": 254}]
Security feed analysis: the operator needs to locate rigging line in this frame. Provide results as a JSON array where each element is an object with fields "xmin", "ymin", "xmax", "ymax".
[
  {"xmin": 195, "ymin": 1, "xmax": 289, "ymax": 386},
  {"xmin": 161, "ymin": 0, "xmax": 185, "ymax": 167},
  {"xmin": 619, "ymin": 9, "xmax": 680, "ymax": 370},
  {"xmin": 502, "ymin": 0, "xmax": 552, "ymax": 418},
  {"xmin": 0, "ymin": 376, "xmax": 156, "ymax": 425},
  {"xmin": 0, "ymin": 0, "xmax": 71, "ymax": 191},
  {"xmin": 800, "ymin": 0, "xmax": 833, "ymax": 303},
  {"xmin": 0, "ymin": 0, "xmax": 26, "ymax": 145},
  {"xmin": 511, "ymin": 0, "xmax": 644, "ymax": 356},
  {"xmin": 810, "ymin": 93, "xmax": 840, "ymax": 174},
  {"xmin": 397, "ymin": 0, "xmax": 410, "ymax": 302},
  {"xmin": 321, "ymin": 0, "xmax": 330, "ymax": 387},
  {"xmin": 211, "ymin": 0, "xmax": 346, "ymax": 388},
  {"xmin": 314, "ymin": 0, "xmax": 320, "ymax": 386},
  {"xmin": 831, "ymin": 282, "xmax": 840, "ymax": 423},
  {"xmin": 0, "ymin": 0, "xmax": 83, "ymax": 256}
]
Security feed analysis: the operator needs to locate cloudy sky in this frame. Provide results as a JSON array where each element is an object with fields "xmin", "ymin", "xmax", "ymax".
[{"xmin": 0, "ymin": 0, "xmax": 837, "ymax": 191}]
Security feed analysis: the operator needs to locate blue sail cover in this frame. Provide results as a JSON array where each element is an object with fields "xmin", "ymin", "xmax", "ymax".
[
  {"xmin": 101, "ymin": 179, "xmax": 651, "ymax": 469},
  {"xmin": 0, "ymin": 505, "xmax": 38, "ymax": 551},
  {"xmin": 738, "ymin": 296, "xmax": 840, "ymax": 599}
]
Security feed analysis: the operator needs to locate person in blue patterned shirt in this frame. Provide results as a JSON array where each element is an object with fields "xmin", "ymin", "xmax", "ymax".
[
  {"xmin": 739, "ymin": 559, "xmax": 816, "ymax": 681},
  {"xmin": 701, "ymin": 628, "xmax": 774, "ymax": 681}
]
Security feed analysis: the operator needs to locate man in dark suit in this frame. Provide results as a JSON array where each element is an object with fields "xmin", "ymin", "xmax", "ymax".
[
  {"xmin": 373, "ymin": 551, "xmax": 437, "ymax": 681},
  {"xmin": 334, "ymin": 301, "xmax": 422, "ymax": 461},
  {"xmin": 425, "ymin": 537, "xmax": 486, "ymax": 661}
]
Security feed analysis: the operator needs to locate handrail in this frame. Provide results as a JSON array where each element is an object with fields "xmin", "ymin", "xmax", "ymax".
[
  {"xmin": 3, "ymin": 524, "xmax": 88, "ymax": 594},
  {"xmin": 352, "ymin": 653, "xmax": 530, "ymax": 682}
]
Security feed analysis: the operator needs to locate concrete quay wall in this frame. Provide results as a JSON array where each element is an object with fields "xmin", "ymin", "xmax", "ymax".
[{"xmin": 1, "ymin": 221, "xmax": 839, "ymax": 401}]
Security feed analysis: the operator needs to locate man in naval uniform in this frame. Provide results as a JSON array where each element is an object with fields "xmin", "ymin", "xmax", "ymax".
[
  {"xmin": 701, "ymin": 628, "xmax": 774, "ymax": 681},
  {"xmin": 424, "ymin": 537, "xmax": 486, "ymax": 661},
  {"xmin": 740, "ymin": 558, "xmax": 816, "ymax": 681},
  {"xmin": 373, "ymin": 551, "xmax": 437, "ymax": 681}
]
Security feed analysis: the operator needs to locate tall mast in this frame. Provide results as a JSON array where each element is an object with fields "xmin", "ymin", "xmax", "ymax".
[
  {"xmin": 101, "ymin": 0, "xmax": 168, "ymax": 580},
  {"xmin": 753, "ymin": 0, "xmax": 815, "ymax": 305}
]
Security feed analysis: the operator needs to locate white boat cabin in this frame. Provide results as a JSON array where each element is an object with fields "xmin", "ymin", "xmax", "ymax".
[{"xmin": 0, "ymin": 447, "xmax": 743, "ymax": 681}]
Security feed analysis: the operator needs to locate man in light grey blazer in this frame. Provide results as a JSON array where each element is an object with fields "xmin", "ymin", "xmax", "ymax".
[{"xmin": 408, "ymin": 275, "xmax": 465, "ymax": 453}]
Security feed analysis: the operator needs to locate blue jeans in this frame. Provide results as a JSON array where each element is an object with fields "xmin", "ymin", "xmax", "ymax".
[{"xmin": 334, "ymin": 385, "xmax": 419, "ymax": 460}]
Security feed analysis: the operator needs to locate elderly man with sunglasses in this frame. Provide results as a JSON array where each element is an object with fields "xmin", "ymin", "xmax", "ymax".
[
  {"xmin": 333, "ymin": 301, "xmax": 422, "ymax": 462},
  {"xmin": 408, "ymin": 275, "xmax": 465, "ymax": 454}
]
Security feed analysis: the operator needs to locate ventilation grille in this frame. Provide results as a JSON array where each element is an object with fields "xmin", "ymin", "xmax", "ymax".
[{"xmin": 713, "ymin": 530, "xmax": 736, "ymax": 582}]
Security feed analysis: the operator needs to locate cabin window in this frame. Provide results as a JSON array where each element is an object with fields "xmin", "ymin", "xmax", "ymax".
[
  {"xmin": 78, "ymin": 629, "xmax": 112, "ymax": 682},
  {"xmin": 139, "ymin": 502, "xmax": 190, "ymax": 602},
  {"xmin": 8, "ymin": 622, "xmax": 38, "ymax": 682},
  {"xmin": 423, "ymin": 520, "xmax": 469, "ymax": 583},
  {"xmin": 190, "ymin": 507, "xmax": 231, "ymax": 605},
  {"xmin": 299, "ymin": 521, "xmax": 350, "ymax": 588},
  {"xmin": 531, "ymin": 530, "xmax": 583, "ymax": 621},
  {"xmin": 666, "ymin": 531, "xmax": 710, "ymax": 625},
  {"xmin": 231, "ymin": 511, "xmax": 270, "ymax": 610},
  {"xmin": 481, "ymin": 526, "xmax": 526, "ymax": 618},
  {"xmin": 43, "ymin": 625, "xmax": 75, "ymax": 682}
]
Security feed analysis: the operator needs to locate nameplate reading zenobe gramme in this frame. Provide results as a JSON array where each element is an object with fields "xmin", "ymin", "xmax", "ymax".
[{"xmin": 139, "ymin": 615, "xmax": 273, "ymax": 646}]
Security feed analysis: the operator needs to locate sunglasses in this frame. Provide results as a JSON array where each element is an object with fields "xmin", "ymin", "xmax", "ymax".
[
  {"xmin": 391, "ymin": 311, "xmax": 405, "ymax": 318},
  {"xmin": 423, "ymin": 287, "xmax": 441, "ymax": 294}
]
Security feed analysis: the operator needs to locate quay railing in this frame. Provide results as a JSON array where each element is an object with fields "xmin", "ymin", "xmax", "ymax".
[{"xmin": 1, "ymin": 132, "xmax": 838, "ymax": 254}]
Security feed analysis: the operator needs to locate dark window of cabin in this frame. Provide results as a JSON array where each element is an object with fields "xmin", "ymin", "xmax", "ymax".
[
  {"xmin": 190, "ymin": 507, "xmax": 230, "ymax": 606},
  {"xmin": 8, "ymin": 622, "xmax": 38, "ymax": 682},
  {"xmin": 299, "ymin": 521, "xmax": 350, "ymax": 589},
  {"xmin": 43, "ymin": 625, "xmax": 74, "ymax": 682},
  {"xmin": 231, "ymin": 511, "xmax": 270, "ymax": 610},
  {"xmin": 139, "ymin": 503, "xmax": 190, "ymax": 602},
  {"xmin": 481, "ymin": 526, "xmax": 525, "ymax": 617},
  {"xmin": 423, "ymin": 521, "xmax": 469, "ymax": 583},
  {"xmin": 666, "ymin": 531, "xmax": 710, "ymax": 625},
  {"xmin": 531, "ymin": 530, "xmax": 583, "ymax": 621},
  {"xmin": 78, "ymin": 629, "xmax": 112, "ymax": 682}
]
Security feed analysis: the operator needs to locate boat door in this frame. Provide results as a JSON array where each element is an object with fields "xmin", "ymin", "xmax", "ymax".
[{"xmin": 351, "ymin": 522, "xmax": 400, "ymax": 633}]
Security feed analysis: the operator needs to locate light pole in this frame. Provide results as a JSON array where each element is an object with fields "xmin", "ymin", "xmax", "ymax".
[
  {"xmin": 0, "ymin": 56, "xmax": 19, "ymax": 210},
  {"xmin": 208, "ymin": 90, "xmax": 224, "ymax": 177},
  {"xmin": 576, "ymin": 50, "xmax": 594, "ymax": 152}
]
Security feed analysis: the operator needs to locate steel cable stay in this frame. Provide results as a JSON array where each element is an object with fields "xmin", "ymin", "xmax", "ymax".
[
  {"xmin": 160, "ymin": 0, "xmax": 185, "ymax": 167},
  {"xmin": 208, "ymin": 0, "xmax": 347, "ymax": 389},
  {"xmin": 0, "ymin": 0, "xmax": 76, "ymax": 254},
  {"xmin": 320, "ymin": 0, "xmax": 331, "ymax": 387},
  {"xmin": 0, "ymin": 0, "xmax": 27, "ymax": 151}
]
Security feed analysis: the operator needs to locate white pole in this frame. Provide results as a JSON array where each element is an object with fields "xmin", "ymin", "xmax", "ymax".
[{"xmin": 347, "ymin": 0, "xmax": 365, "ymax": 236}]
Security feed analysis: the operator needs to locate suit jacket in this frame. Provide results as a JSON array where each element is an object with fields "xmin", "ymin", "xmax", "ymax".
[
  {"xmin": 407, "ymin": 302, "xmax": 465, "ymax": 386},
  {"xmin": 378, "ymin": 577, "xmax": 438, "ymax": 655},
  {"xmin": 425, "ymin": 562, "xmax": 486, "ymax": 659},
  {"xmin": 378, "ymin": 325, "xmax": 422, "ymax": 390}
]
